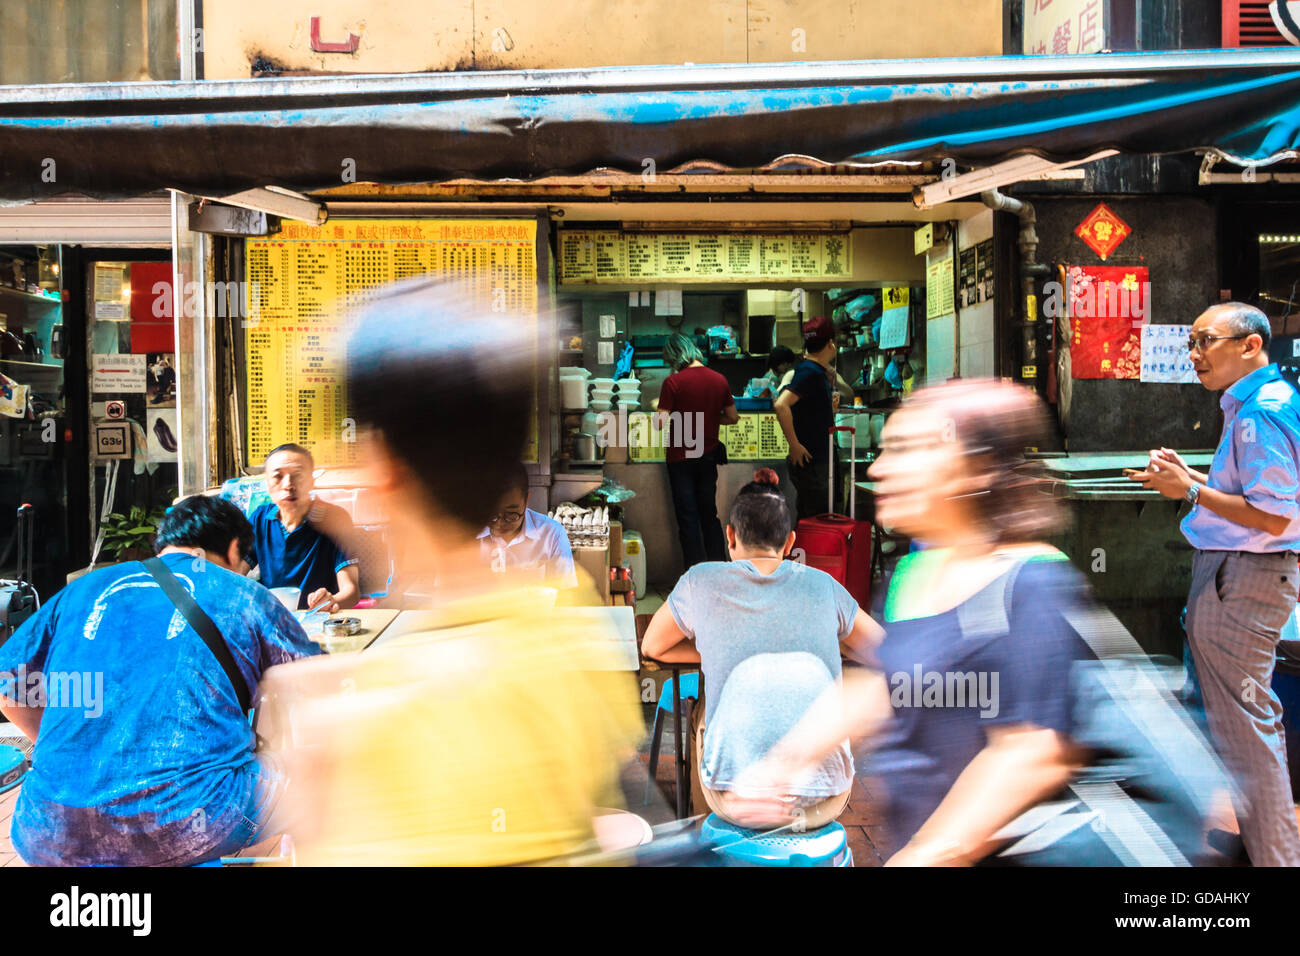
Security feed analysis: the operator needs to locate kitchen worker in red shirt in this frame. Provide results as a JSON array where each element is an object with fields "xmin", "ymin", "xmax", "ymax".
[{"xmin": 655, "ymin": 333, "xmax": 739, "ymax": 570}]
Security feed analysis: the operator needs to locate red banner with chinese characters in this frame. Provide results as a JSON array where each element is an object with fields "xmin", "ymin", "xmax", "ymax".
[{"xmin": 1068, "ymin": 265, "xmax": 1147, "ymax": 379}]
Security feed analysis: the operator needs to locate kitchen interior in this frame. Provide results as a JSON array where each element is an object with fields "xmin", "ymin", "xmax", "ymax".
[{"xmin": 548, "ymin": 224, "xmax": 931, "ymax": 593}]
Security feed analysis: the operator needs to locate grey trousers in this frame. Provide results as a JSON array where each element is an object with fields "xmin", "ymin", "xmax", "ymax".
[{"xmin": 1186, "ymin": 549, "xmax": 1300, "ymax": 866}]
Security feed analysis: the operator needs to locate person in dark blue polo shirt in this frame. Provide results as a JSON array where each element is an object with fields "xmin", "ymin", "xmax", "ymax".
[
  {"xmin": 249, "ymin": 443, "xmax": 360, "ymax": 612},
  {"xmin": 773, "ymin": 315, "xmax": 840, "ymax": 519}
]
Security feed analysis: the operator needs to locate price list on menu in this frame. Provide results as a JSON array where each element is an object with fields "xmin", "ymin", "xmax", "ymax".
[
  {"xmin": 245, "ymin": 219, "xmax": 538, "ymax": 466},
  {"xmin": 558, "ymin": 231, "xmax": 852, "ymax": 283}
]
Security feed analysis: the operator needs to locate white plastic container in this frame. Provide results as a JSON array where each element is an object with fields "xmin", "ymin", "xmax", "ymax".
[
  {"xmin": 622, "ymin": 531, "xmax": 647, "ymax": 600},
  {"xmin": 561, "ymin": 376, "xmax": 590, "ymax": 409}
]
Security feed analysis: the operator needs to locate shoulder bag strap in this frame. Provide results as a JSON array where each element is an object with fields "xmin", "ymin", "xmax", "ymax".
[{"xmin": 143, "ymin": 557, "xmax": 252, "ymax": 714}]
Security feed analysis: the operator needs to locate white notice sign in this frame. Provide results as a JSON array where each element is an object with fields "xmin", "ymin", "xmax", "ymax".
[
  {"xmin": 92, "ymin": 353, "xmax": 147, "ymax": 393},
  {"xmin": 1139, "ymin": 325, "xmax": 1197, "ymax": 384}
]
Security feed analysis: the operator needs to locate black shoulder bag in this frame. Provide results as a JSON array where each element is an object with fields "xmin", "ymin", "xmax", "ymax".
[{"xmin": 143, "ymin": 557, "xmax": 253, "ymax": 715}]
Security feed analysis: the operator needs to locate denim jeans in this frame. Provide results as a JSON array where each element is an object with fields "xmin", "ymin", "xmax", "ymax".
[
  {"xmin": 195, "ymin": 750, "xmax": 295, "ymax": 862},
  {"xmin": 666, "ymin": 446, "xmax": 728, "ymax": 571}
]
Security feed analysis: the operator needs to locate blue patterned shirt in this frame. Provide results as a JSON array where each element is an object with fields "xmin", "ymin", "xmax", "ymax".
[{"xmin": 0, "ymin": 554, "xmax": 320, "ymax": 865}]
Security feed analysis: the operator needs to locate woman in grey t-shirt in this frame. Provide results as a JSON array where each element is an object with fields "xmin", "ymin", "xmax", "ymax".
[{"xmin": 642, "ymin": 468, "xmax": 882, "ymax": 828}]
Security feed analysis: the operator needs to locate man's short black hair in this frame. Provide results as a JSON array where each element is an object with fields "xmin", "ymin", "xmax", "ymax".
[
  {"xmin": 503, "ymin": 462, "xmax": 530, "ymax": 501},
  {"xmin": 265, "ymin": 443, "xmax": 314, "ymax": 468},
  {"xmin": 345, "ymin": 278, "xmax": 535, "ymax": 533},
  {"xmin": 1217, "ymin": 301, "xmax": 1273, "ymax": 349},
  {"xmin": 154, "ymin": 495, "xmax": 254, "ymax": 561},
  {"xmin": 767, "ymin": 346, "xmax": 796, "ymax": 373}
]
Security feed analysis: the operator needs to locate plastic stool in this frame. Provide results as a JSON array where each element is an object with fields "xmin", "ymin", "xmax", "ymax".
[
  {"xmin": 701, "ymin": 814, "xmax": 853, "ymax": 867},
  {"xmin": 644, "ymin": 673, "xmax": 699, "ymax": 807},
  {"xmin": 0, "ymin": 744, "xmax": 28, "ymax": 794}
]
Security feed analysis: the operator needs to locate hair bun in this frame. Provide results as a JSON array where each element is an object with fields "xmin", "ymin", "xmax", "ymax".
[{"xmin": 752, "ymin": 468, "xmax": 780, "ymax": 487}]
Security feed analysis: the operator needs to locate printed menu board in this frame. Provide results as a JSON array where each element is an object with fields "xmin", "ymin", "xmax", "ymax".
[
  {"xmin": 558, "ymin": 231, "xmax": 852, "ymax": 284},
  {"xmin": 244, "ymin": 219, "xmax": 539, "ymax": 467}
]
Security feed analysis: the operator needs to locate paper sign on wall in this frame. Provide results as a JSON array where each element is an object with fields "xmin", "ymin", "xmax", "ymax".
[
  {"xmin": 93, "ymin": 264, "xmax": 128, "ymax": 320},
  {"xmin": 1140, "ymin": 324, "xmax": 1197, "ymax": 384},
  {"xmin": 878, "ymin": 286, "xmax": 910, "ymax": 349},
  {"xmin": 926, "ymin": 258, "xmax": 954, "ymax": 319},
  {"xmin": 92, "ymin": 354, "xmax": 147, "ymax": 392},
  {"xmin": 1067, "ymin": 265, "xmax": 1146, "ymax": 379}
]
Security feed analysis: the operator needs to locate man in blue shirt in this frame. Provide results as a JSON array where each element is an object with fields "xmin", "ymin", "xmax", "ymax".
[
  {"xmin": 0, "ymin": 495, "xmax": 322, "ymax": 866},
  {"xmin": 251, "ymin": 443, "xmax": 360, "ymax": 612},
  {"xmin": 1133, "ymin": 302, "xmax": 1300, "ymax": 866}
]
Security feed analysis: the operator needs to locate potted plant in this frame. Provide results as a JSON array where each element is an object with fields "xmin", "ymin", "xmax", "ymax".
[{"xmin": 100, "ymin": 505, "xmax": 167, "ymax": 562}]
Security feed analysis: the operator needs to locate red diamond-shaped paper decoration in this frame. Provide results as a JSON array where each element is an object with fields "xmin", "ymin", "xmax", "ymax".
[{"xmin": 1075, "ymin": 202, "xmax": 1132, "ymax": 261}]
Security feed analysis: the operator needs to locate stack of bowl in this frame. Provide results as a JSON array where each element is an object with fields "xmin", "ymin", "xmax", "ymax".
[
  {"xmin": 615, "ymin": 377, "xmax": 641, "ymax": 411},
  {"xmin": 589, "ymin": 377, "xmax": 617, "ymax": 411}
]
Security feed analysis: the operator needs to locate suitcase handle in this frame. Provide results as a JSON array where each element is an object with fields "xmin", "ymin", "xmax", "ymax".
[{"xmin": 827, "ymin": 426, "xmax": 855, "ymax": 519}]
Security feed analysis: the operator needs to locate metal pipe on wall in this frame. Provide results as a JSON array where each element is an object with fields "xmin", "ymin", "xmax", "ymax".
[{"xmin": 981, "ymin": 188, "xmax": 1052, "ymax": 391}]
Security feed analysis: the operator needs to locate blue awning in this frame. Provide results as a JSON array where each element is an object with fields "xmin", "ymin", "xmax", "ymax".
[{"xmin": 1, "ymin": 49, "xmax": 1300, "ymax": 200}]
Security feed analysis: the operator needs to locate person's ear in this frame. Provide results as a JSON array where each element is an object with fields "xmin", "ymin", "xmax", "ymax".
[
  {"xmin": 360, "ymin": 431, "xmax": 402, "ymax": 495},
  {"xmin": 225, "ymin": 539, "xmax": 242, "ymax": 572},
  {"xmin": 1244, "ymin": 332, "xmax": 1266, "ymax": 358},
  {"xmin": 783, "ymin": 530, "xmax": 797, "ymax": 557},
  {"xmin": 726, "ymin": 525, "xmax": 738, "ymax": 552}
]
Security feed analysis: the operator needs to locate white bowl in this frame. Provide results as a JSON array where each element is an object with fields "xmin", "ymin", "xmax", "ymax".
[
  {"xmin": 590, "ymin": 400, "xmax": 613, "ymax": 412},
  {"xmin": 270, "ymin": 587, "xmax": 301, "ymax": 611}
]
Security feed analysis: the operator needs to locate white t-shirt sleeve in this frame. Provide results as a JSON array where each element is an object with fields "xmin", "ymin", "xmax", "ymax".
[{"xmin": 547, "ymin": 524, "xmax": 579, "ymax": 589}]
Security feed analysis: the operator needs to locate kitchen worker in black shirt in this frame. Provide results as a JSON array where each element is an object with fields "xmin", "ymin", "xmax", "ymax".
[{"xmin": 774, "ymin": 315, "xmax": 840, "ymax": 520}]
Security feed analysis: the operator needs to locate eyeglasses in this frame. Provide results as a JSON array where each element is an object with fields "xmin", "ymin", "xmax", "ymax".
[
  {"xmin": 488, "ymin": 509, "xmax": 524, "ymax": 525},
  {"xmin": 1187, "ymin": 334, "xmax": 1247, "ymax": 353}
]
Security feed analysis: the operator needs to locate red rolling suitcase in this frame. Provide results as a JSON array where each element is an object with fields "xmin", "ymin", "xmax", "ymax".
[{"xmin": 792, "ymin": 426, "xmax": 872, "ymax": 608}]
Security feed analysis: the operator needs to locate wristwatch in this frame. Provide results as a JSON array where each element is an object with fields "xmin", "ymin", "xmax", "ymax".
[{"xmin": 1184, "ymin": 482, "xmax": 1201, "ymax": 506}]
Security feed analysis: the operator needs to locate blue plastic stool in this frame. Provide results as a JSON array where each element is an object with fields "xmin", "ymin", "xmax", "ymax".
[
  {"xmin": 701, "ymin": 814, "xmax": 853, "ymax": 867},
  {"xmin": 644, "ymin": 673, "xmax": 699, "ymax": 810}
]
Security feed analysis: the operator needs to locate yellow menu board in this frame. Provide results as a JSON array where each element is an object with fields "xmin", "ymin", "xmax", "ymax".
[
  {"xmin": 558, "ymin": 231, "xmax": 851, "ymax": 284},
  {"xmin": 245, "ymin": 219, "xmax": 539, "ymax": 466}
]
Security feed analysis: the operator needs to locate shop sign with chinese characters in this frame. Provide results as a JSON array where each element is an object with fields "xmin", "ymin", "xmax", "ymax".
[
  {"xmin": 558, "ymin": 231, "xmax": 851, "ymax": 284},
  {"xmin": 1068, "ymin": 265, "xmax": 1146, "ymax": 379},
  {"xmin": 1023, "ymin": 0, "xmax": 1105, "ymax": 56},
  {"xmin": 1074, "ymin": 202, "xmax": 1132, "ymax": 261}
]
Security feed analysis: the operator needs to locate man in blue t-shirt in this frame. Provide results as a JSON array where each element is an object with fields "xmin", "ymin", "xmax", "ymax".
[
  {"xmin": 250, "ymin": 443, "xmax": 359, "ymax": 612},
  {"xmin": 773, "ymin": 315, "xmax": 840, "ymax": 519},
  {"xmin": 0, "ymin": 495, "xmax": 322, "ymax": 866}
]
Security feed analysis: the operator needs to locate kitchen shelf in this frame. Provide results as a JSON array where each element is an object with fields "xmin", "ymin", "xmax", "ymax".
[
  {"xmin": 0, "ymin": 287, "xmax": 61, "ymax": 308},
  {"xmin": 0, "ymin": 358, "xmax": 57, "ymax": 371}
]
